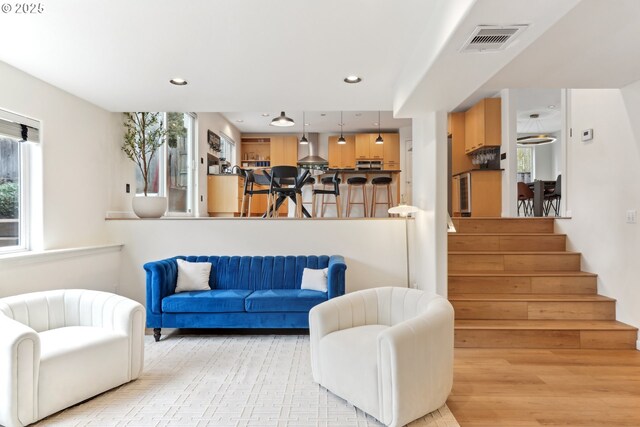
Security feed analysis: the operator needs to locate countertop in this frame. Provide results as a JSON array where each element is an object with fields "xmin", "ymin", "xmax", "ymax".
[
  {"xmin": 326, "ymin": 169, "xmax": 401, "ymax": 173},
  {"xmin": 452, "ymin": 168, "xmax": 503, "ymax": 177}
]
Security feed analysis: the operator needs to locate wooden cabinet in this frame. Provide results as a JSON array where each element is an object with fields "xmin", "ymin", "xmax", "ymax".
[
  {"xmin": 355, "ymin": 134, "xmax": 370, "ymax": 159},
  {"xmin": 452, "ymin": 175, "xmax": 461, "ymax": 216},
  {"xmin": 469, "ymin": 170, "xmax": 502, "ymax": 217},
  {"xmin": 328, "ymin": 135, "xmax": 356, "ymax": 169},
  {"xmin": 464, "ymin": 98, "xmax": 501, "ymax": 154},
  {"xmin": 449, "ymin": 112, "xmax": 474, "ymax": 175},
  {"xmin": 355, "ymin": 133, "xmax": 384, "ymax": 160},
  {"xmin": 208, "ymin": 175, "xmax": 240, "ymax": 216},
  {"xmin": 270, "ymin": 135, "xmax": 298, "ymax": 166},
  {"xmin": 382, "ymin": 133, "xmax": 400, "ymax": 170}
]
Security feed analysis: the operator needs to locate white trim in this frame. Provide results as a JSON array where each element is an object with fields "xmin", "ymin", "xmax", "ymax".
[
  {"xmin": 0, "ymin": 243, "xmax": 123, "ymax": 266},
  {"xmin": 0, "ymin": 108, "xmax": 40, "ymax": 129}
]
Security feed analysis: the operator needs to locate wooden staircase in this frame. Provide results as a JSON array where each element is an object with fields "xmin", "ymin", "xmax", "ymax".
[{"xmin": 449, "ymin": 217, "xmax": 638, "ymax": 349}]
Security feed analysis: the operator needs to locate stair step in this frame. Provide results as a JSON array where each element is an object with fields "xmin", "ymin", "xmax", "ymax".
[
  {"xmin": 455, "ymin": 320, "xmax": 638, "ymax": 349},
  {"xmin": 448, "ymin": 233, "xmax": 566, "ymax": 252},
  {"xmin": 451, "ymin": 217, "xmax": 555, "ymax": 234},
  {"xmin": 448, "ymin": 252, "xmax": 581, "ymax": 272},
  {"xmin": 450, "ymin": 293, "xmax": 615, "ymax": 320},
  {"xmin": 448, "ymin": 271, "xmax": 597, "ymax": 294}
]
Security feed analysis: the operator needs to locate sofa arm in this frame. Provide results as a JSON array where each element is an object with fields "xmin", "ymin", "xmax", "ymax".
[
  {"xmin": 144, "ymin": 257, "xmax": 179, "ymax": 323},
  {"xmin": 104, "ymin": 295, "xmax": 146, "ymax": 380},
  {"xmin": 376, "ymin": 297, "xmax": 454, "ymax": 427},
  {"xmin": 327, "ymin": 255, "xmax": 347, "ymax": 299},
  {"xmin": 0, "ymin": 314, "xmax": 40, "ymax": 427}
]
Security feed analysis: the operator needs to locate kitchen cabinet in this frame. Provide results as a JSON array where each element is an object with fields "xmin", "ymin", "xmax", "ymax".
[
  {"xmin": 452, "ymin": 170, "xmax": 502, "ymax": 217},
  {"xmin": 452, "ymin": 175, "xmax": 461, "ymax": 216},
  {"xmin": 464, "ymin": 98, "xmax": 501, "ymax": 154},
  {"xmin": 355, "ymin": 134, "xmax": 371, "ymax": 160},
  {"xmin": 270, "ymin": 135, "xmax": 298, "ymax": 166},
  {"xmin": 208, "ymin": 175, "xmax": 241, "ymax": 216},
  {"xmin": 328, "ymin": 135, "xmax": 356, "ymax": 169},
  {"xmin": 449, "ymin": 112, "xmax": 474, "ymax": 175},
  {"xmin": 382, "ymin": 133, "xmax": 400, "ymax": 170},
  {"xmin": 355, "ymin": 133, "xmax": 384, "ymax": 160}
]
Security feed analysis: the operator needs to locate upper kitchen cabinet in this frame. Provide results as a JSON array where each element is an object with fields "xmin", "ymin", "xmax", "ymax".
[
  {"xmin": 382, "ymin": 133, "xmax": 400, "ymax": 170},
  {"xmin": 328, "ymin": 135, "xmax": 356, "ymax": 169},
  {"xmin": 270, "ymin": 135, "xmax": 298, "ymax": 166},
  {"xmin": 464, "ymin": 98, "xmax": 501, "ymax": 154},
  {"xmin": 449, "ymin": 112, "xmax": 474, "ymax": 175},
  {"xmin": 355, "ymin": 134, "xmax": 384, "ymax": 160}
]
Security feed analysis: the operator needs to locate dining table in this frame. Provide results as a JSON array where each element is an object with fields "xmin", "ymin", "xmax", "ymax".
[
  {"xmin": 526, "ymin": 180, "xmax": 556, "ymax": 217},
  {"xmin": 261, "ymin": 169, "xmax": 312, "ymax": 218}
]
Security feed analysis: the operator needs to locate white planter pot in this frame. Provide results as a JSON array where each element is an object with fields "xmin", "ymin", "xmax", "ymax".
[{"xmin": 132, "ymin": 196, "xmax": 167, "ymax": 218}]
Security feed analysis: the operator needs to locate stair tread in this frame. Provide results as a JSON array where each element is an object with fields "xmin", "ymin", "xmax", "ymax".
[
  {"xmin": 455, "ymin": 319, "xmax": 638, "ymax": 331},
  {"xmin": 449, "ymin": 251, "xmax": 579, "ymax": 255},
  {"xmin": 449, "ymin": 271, "xmax": 596, "ymax": 277},
  {"xmin": 450, "ymin": 233, "xmax": 565, "ymax": 236},
  {"xmin": 449, "ymin": 293, "xmax": 615, "ymax": 302}
]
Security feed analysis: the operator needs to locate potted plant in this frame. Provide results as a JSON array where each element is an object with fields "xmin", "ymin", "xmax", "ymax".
[{"xmin": 122, "ymin": 112, "xmax": 168, "ymax": 218}]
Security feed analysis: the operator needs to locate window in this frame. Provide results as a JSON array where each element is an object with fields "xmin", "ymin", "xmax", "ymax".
[
  {"xmin": 219, "ymin": 133, "xmax": 236, "ymax": 166},
  {"xmin": 134, "ymin": 112, "xmax": 196, "ymax": 215},
  {"xmin": 0, "ymin": 110, "xmax": 38, "ymax": 253},
  {"xmin": 517, "ymin": 146, "xmax": 533, "ymax": 183}
]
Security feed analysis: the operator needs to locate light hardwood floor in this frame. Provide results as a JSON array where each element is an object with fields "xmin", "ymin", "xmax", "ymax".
[{"xmin": 448, "ymin": 348, "xmax": 640, "ymax": 427}]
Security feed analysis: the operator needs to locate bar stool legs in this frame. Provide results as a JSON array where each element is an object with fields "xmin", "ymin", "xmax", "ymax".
[
  {"xmin": 370, "ymin": 177, "xmax": 394, "ymax": 217},
  {"xmin": 346, "ymin": 182, "xmax": 368, "ymax": 217}
]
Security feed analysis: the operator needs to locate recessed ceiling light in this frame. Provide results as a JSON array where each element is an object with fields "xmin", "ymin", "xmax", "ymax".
[
  {"xmin": 261, "ymin": 113, "xmax": 270, "ymax": 117},
  {"xmin": 547, "ymin": 104, "xmax": 556, "ymax": 109},
  {"xmin": 344, "ymin": 75, "xmax": 362, "ymax": 84},
  {"xmin": 169, "ymin": 78, "xmax": 188, "ymax": 86},
  {"xmin": 236, "ymin": 119, "xmax": 244, "ymax": 123},
  {"xmin": 305, "ymin": 123, "xmax": 310, "ymax": 126},
  {"xmin": 373, "ymin": 122, "xmax": 379, "ymax": 126}
]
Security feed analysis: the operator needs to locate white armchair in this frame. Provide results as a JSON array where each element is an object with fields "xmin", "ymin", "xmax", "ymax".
[
  {"xmin": 0, "ymin": 289, "xmax": 145, "ymax": 427},
  {"xmin": 309, "ymin": 287, "xmax": 454, "ymax": 427}
]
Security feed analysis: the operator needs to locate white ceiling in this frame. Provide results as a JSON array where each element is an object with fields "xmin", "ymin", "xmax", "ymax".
[
  {"xmin": 516, "ymin": 88, "xmax": 562, "ymax": 134},
  {"xmin": 0, "ymin": 0, "xmax": 442, "ymax": 113},
  {"xmin": 222, "ymin": 111, "xmax": 410, "ymax": 134}
]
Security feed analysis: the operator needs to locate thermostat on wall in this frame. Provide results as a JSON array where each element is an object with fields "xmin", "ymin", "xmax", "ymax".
[{"xmin": 581, "ymin": 128, "xmax": 594, "ymax": 141}]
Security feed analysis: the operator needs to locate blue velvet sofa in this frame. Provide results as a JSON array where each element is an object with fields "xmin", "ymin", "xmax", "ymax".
[{"xmin": 145, "ymin": 255, "xmax": 347, "ymax": 341}]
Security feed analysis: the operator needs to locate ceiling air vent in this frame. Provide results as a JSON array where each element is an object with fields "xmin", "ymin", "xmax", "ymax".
[{"xmin": 461, "ymin": 25, "xmax": 527, "ymax": 53}]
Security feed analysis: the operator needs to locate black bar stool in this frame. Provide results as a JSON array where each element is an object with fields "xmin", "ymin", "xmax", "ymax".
[
  {"xmin": 346, "ymin": 176, "xmax": 368, "ymax": 217},
  {"xmin": 313, "ymin": 172, "xmax": 341, "ymax": 218},
  {"xmin": 370, "ymin": 176, "xmax": 393, "ymax": 217},
  {"xmin": 266, "ymin": 166, "xmax": 304, "ymax": 218}
]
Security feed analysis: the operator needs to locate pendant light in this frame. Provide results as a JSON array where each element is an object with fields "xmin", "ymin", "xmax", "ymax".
[
  {"xmin": 270, "ymin": 111, "xmax": 295, "ymax": 127},
  {"xmin": 300, "ymin": 112, "xmax": 309, "ymax": 144},
  {"xmin": 375, "ymin": 111, "xmax": 384, "ymax": 144},
  {"xmin": 516, "ymin": 113, "xmax": 557, "ymax": 146},
  {"xmin": 337, "ymin": 111, "xmax": 346, "ymax": 144}
]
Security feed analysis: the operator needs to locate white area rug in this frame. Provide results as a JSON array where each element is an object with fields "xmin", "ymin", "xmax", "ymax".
[{"xmin": 40, "ymin": 335, "xmax": 459, "ymax": 427}]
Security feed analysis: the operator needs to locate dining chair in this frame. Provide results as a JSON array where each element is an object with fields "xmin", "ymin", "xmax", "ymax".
[
  {"xmin": 240, "ymin": 169, "xmax": 272, "ymax": 217},
  {"xmin": 544, "ymin": 174, "xmax": 561, "ymax": 216},
  {"xmin": 517, "ymin": 182, "xmax": 534, "ymax": 217},
  {"xmin": 267, "ymin": 166, "xmax": 303, "ymax": 218}
]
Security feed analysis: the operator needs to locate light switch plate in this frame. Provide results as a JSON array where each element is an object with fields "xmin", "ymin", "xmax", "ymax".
[
  {"xmin": 626, "ymin": 210, "xmax": 637, "ymax": 224},
  {"xmin": 581, "ymin": 128, "xmax": 594, "ymax": 141}
]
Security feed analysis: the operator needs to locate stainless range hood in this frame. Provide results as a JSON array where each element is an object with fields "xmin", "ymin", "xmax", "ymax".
[{"xmin": 297, "ymin": 133, "xmax": 328, "ymax": 168}]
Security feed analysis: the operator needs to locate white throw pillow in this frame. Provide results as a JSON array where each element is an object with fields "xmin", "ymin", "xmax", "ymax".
[
  {"xmin": 175, "ymin": 259, "xmax": 212, "ymax": 293},
  {"xmin": 301, "ymin": 267, "xmax": 329, "ymax": 293}
]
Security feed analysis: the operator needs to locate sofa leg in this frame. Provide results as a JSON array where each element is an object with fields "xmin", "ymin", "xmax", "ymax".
[{"xmin": 153, "ymin": 328, "xmax": 161, "ymax": 342}]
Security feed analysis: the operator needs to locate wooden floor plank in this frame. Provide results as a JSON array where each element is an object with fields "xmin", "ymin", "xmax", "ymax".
[{"xmin": 448, "ymin": 348, "xmax": 640, "ymax": 427}]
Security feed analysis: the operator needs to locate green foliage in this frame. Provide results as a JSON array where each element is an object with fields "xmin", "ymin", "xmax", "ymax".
[
  {"xmin": 0, "ymin": 181, "xmax": 18, "ymax": 219},
  {"xmin": 166, "ymin": 113, "xmax": 187, "ymax": 149},
  {"xmin": 122, "ymin": 113, "xmax": 166, "ymax": 196},
  {"xmin": 517, "ymin": 147, "xmax": 532, "ymax": 173}
]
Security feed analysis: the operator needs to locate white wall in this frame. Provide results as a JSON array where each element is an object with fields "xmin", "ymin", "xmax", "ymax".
[
  {"xmin": 0, "ymin": 61, "xmax": 121, "ymax": 249},
  {"xmin": 106, "ymin": 219, "xmax": 408, "ymax": 305},
  {"xmin": 410, "ymin": 112, "xmax": 448, "ymax": 295},
  {"xmin": 196, "ymin": 113, "xmax": 241, "ymax": 216},
  {"xmin": 555, "ymin": 84, "xmax": 640, "ymax": 334},
  {"xmin": 0, "ymin": 61, "xmax": 123, "ymax": 297}
]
